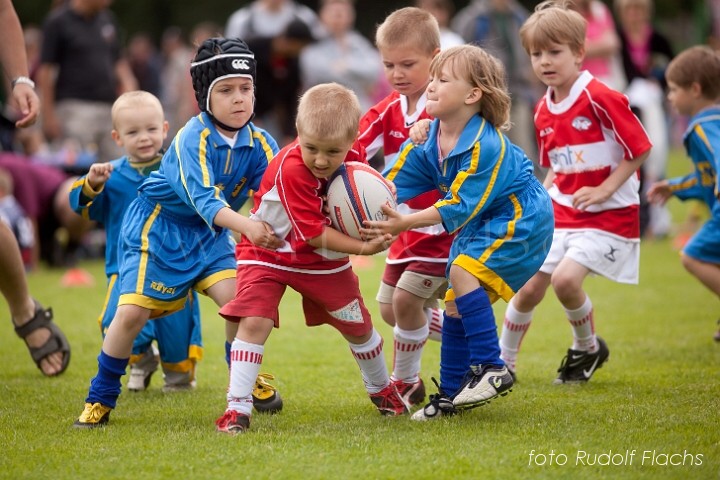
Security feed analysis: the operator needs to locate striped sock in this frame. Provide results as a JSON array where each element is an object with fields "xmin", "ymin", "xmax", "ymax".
[
  {"xmin": 566, "ymin": 296, "xmax": 597, "ymax": 352},
  {"xmin": 228, "ymin": 338, "xmax": 263, "ymax": 415},
  {"xmin": 425, "ymin": 307, "xmax": 444, "ymax": 342},
  {"xmin": 349, "ymin": 329, "xmax": 390, "ymax": 394},
  {"xmin": 500, "ymin": 298, "xmax": 533, "ymax": 371},
  {"xmin": 391, "ymin": 324, "xmax": 428, "ymax": 383}
]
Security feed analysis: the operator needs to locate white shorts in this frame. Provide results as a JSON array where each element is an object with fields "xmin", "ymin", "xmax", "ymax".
[
  {"xmin": 376, "ymin": 271, "xmax": 447, "ymax": 308},
  {"xmin": 540, "ymin": 230, "xmax": 640, "ymax": 284}
]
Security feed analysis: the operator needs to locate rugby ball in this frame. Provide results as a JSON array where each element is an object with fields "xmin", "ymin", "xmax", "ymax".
[{"xmin": 326, "ymin": 161, "xmax": 397, "ymax": 240}]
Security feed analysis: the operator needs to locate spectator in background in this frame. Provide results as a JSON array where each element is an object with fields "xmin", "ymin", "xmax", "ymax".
[
  {"xmin": 0, "ymin": 153, "xmax": 93, "ymax": 269},
  {"xmin": 415, "ymin": 0, "xmax": 464, "ymax": 50},
  {"xmin": 37, "ymin": 0, "xmax": 137, "ymax": 163},
  {"xmin": 225, "ymin": 0, "xmax": 322, "ymax": 145},
  {"xmin": 615, "ymin": 0, "xmax": 674, "ymax": 238},
  {"xmin": 299, "ymin": 0, "xmax": 380, "ymax": 112},
  {"xmin": 452, "ymin": 0, "xmax": 543, "ymax": 179},
  {"xmin": 159, "ymin": 26, "xmax": 195, "ymax": 139},
  {"xmin": 570, "ymin": 0, "xmax": 625, "ymax": 91},
  {"xmin": 127, "ymin": 32, "xmax": 162, "ymax": 98}
]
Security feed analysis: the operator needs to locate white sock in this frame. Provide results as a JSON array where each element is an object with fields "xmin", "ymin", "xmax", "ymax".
[
  {"xmin": 425, "ymin": 307, "xmax": 444, "ymax": 342},
  {"xmin": 391, "ymin": 324, "xmax": 428, "ymax": 383},
  {"xmin": 500, "ymin": 298, "xmax": 533, "ymax": 371},
  {"xmin": 565, "ymin": 296, "xmax": 597, "ymax": 352},
  {"xmin": 349, "ymin": 329, "xmax": 390, "ymax": 394},
  {"xmin": 227, "ymin": 338, "xmax": 263, "ymax": 415}
]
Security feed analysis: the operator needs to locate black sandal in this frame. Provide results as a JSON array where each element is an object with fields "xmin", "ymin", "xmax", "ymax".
[{"xmin": 13, "ymin": 300, "xmax": 71, "ymax": 376}]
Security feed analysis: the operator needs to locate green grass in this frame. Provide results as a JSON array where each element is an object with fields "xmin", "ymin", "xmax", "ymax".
[{"xmin": 1, "ymin": 151, "xmax": 719, "ymax": 479}]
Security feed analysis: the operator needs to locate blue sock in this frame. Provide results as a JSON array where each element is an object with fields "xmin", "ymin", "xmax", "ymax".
[
  {"xmin": 439, "ymin": 312, "xmax": 470, "ymax": 397},
  {"xmin": 225, "ymin": 341, "xmax": 231, "ymax": 369},
  {"xmin": 85, "ymin": 350, "xmax": 129, "ymax": 409},
  {"xmin": 455, "ymin": 288, "xmax": 504, "ymax": 368}
]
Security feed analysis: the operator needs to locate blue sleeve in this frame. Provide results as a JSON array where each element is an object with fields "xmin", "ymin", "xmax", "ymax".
[
  {"xmin": 68, "ymin": 175, "xmax": 107, "ymax": 223},
  {"xmin": 668, "ymin": 173, "xmax": 704, "ymax": 202},
  {"xmin": 383, "ymin": 140, "xmax": 437, "ymax": 203},
  {"xmin": 435, "ymin": 135, "xmax": 511, "ymax": 234},
  {"xmin": 672, "ymin": 124, "xmax": 720, "ymax": 203},
  {"xmin": 166, "ymin": 128, "xmax": 229, "ymax": 227}
]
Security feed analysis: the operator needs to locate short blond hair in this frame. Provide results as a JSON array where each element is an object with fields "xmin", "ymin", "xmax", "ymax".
[
  {"xmin": 430, "ymin": 45, "xmax": 511, "ymax": 130},
  {"xmin": 666, "ymin": 46, "xmax": 720, "ymax": 101},
  {"xmin": 375, "ymin": 7, "xmax": 440, "ymax": 55},
  {"xmin": 519, "ymin": 1, "xmax": 586, "ymax": 55},
  {"xmin": 296, "ymin": 83, "xmax": 361, "ymax": 142},
  {"xmin": 111, "ymin": 90, "xmax": 164, "ymax": 129}
]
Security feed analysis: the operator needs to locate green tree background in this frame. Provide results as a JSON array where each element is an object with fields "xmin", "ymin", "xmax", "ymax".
[{"xmin": 14, "ymin": 0, "xmax": 710, "ymax": 49}]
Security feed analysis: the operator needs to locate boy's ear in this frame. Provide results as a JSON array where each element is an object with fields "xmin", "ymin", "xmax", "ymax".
[
  {"xmin": 575, "ymin": 46, "xmax": 586, "ymax": 65},
  {"xmin": 690, "ymin": 81, "xmax": 703, "ymax": 98},
  {"xmin": 162, "ymin": 120, "xmax": 169, "ymax": 139},
  {"xmin": 111, "ymin": 129, "xmax": 123, "ymax": 147}
]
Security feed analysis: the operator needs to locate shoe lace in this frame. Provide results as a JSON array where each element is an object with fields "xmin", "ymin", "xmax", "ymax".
[
  {"xmin": 215, "ymin": 410, "xmax": 238, "ymax": 428},
  {"xmin": 81, "ymin": 403, "xmax": 108, "ymax": 423},
  {"xmin": 556, "ymin": 354, "xmax": 569, "ymax": 375},
  {"xmin": 426, "ymin": 378, "xmax": 456, "ymax": 415},
  {"xmin": 255, "ymin": 373, "xmax": 277, "ymax": 393}
]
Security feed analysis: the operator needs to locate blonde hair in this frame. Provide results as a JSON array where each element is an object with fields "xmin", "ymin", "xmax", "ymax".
[
  {"xmin": 666, "ymin": 46, "xmax": 720, "ymax": 100},
  {"xmin": 430, "ymin": 45, "xmax": 511, "ymax": 130},
  {"xmin": 111, "ymin": 90, "xmax": 164, "ymax": 129},
  {"xmin": 296, "ymin": 83, "xmax": 361, "ymax": 142},
  {"xmin": 375, "ymin": 7, "xmax": 440, "ymax": 54},
  {"xmin": 519, "ymin": 1, "xmax": 586, "ymax": 55}
]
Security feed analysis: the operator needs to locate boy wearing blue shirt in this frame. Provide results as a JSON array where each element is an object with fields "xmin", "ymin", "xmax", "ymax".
[
  {"xmin": 648, "ymin": 45, "xmax": 720, "ymax": 342},
  {"xmin": 74, "ymin": 38, "xmax": 284, "ymax": 428},
  {"xmin": 69, "ymin": 91, "xmax": 202, "ymax": 392}
]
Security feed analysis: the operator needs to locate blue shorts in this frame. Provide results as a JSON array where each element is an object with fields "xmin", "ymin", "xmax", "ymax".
[
  {"xmin": 447, "ymin": 179, "xmax": 554, "ymax": 303},
  {"xmin": 100, "ymin": 274, "xmax": 203, "ymax": 364},
  {"xmin": 117, "ymin": 196, "xmax": 236, "ymax": 317},
  {"xmin": 684, "ymin": 216, "xmax": 720, "ymax": 264}
]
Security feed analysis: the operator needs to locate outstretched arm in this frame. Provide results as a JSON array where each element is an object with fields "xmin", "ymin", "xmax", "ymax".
[{"xmin": 362, "ymin": 204, "xmax": 442, "ymax": 236}]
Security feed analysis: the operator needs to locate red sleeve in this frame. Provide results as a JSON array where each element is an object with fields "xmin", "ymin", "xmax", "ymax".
[
  {"xmin": 277, "ymin": 156, "xmax": 328, "ymax": 242},
  {"xmin": 590, "ymin": 87, "xmax": 652, "ymax": 160}
]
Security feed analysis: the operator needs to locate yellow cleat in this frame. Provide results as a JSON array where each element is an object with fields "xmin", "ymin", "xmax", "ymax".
[
  {"xmin": 73, "ymin": 402, "xmax": 111, "ymax": 428},
  {"xmin": 252, "ymin": 373, "xmax": 283, "ymax": 414}
]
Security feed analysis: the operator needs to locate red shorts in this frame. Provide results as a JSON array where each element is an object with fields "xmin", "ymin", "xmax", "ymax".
[
  {"xmin": 220, "ymin": 264, "xmax": 373, "ymax": 337},
  {"xmin": 381, "ymin": 261, "xmax": 447, "ymax": 286}
]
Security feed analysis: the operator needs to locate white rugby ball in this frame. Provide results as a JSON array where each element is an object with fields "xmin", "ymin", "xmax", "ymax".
[{"xmin": 326, "ymin": 161, "xmax": 397, "ymax": 240}]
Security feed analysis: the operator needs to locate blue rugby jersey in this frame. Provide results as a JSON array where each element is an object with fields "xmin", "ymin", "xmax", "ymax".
[
  {"xmin": 138, "ymin": 113, "xmax": 278, "ymax": 231},
  {"xmin": 69, "ymin": 156, "xmax": 156, "ymax": 276},
  {"xmin": 384, "ymin": 114, "xmax": 536, "ymax": 234},
  {"xmin": 669, "ymin": 106, "xmax": 720, "ymax": 216}
]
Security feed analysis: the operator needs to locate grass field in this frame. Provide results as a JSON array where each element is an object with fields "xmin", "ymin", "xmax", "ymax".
[{"xmin": 1, "ymin": 153, "xmax": 719, "ymax": 480}]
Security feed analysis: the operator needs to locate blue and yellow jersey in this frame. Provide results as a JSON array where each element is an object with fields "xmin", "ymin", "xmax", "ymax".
[
  {"xmin": 669, "ymin": 106, "xmax": 720, "ymax": 215},
  {"xmin": 384, "ymin": 114, "xmax": 536, "ymax": 235},
  {"xmin": 69, "ymin": 156, "xmax": 158, "ymax": 276},
  {"xmin": 139, "ymin": 113, "xmax": 278, "ymax": 231}
]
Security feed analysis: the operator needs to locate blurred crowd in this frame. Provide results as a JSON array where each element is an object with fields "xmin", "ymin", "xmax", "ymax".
[{"xmin": 1, "ymin": 0, "xmax": 718, "ymax": 274}]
